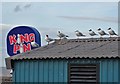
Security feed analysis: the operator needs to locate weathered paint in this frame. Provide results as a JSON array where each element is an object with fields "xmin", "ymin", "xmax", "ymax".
[
  {"xmin": 100, "ymin": 59, "xmax": 119, "ymax": 83},
  {"xmin": 13, "ymin": 59, "xmax": 68, "ymax": 83},
  {"xmin": 13, "ymin": 59, "xmax": 120, "ymax": 83}
]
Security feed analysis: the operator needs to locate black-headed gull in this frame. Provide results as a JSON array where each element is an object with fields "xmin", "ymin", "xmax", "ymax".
[
  {"xmin": 45, "ymin": 35, "xmax": 54, "ymax": 45},
  {"xmin": 31, "ymin": 40, "xmax": 39, "ymax": 47},
  {"xmin": 89, "ymin": 29, "xmax": 97, "ymax": 36},
  {"xmin": 75, "ymin": 30, "xmax": 85, "ymax": 37},
  {"xmin": 97, "ymin": 28, "xmax": 108, "ymax": 36},
  {"xmin": 57, "ymin": 31, "xmax": 69, "ymax": 39},
  {"xmin": 108, "ymin": 28, "xmax": 118, "ymax": 37}
]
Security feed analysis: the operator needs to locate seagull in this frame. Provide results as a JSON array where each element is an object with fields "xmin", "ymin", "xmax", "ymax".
[
  {"xmin": 57, "ymin": 31, "xmax": 69, "ymax": 39},
  {"xmin": 31, "ymin": 40, "xmax": 39, "ymax": 47},
  {"xmin": 75, "ymin": 30, "xmax": 85, "ymax": 37},
  {"xmin": 89, "ymin": 29, "xmax": 97, "ymax": 36},
  {"xmin": 45, "ymin": 35, "xmax": 54, "ymax": 45},
  {"xmin": 14, "ymin": 5, "xmax": 21, "ymax": 12},
  {"xmin": 108, "ymin": 28, "xmax": 118, "ymax": 37},
  {"xmin": 97, "ymin": 28, "xmax": 108, "ymax": 36}
]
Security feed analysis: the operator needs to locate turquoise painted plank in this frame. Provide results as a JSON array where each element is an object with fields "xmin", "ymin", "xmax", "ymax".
[
  {"xmin": 100, "ymin": 60, "xmax": 102, "ymax": 82},
  {"xmin": 43, "ymin": 60, "xmax": 48, "ymax": 82},
  {"xmin": 14, "ymin": 61, "xmax": 17, "ymax": 82},
  {"xmin": 16, "ymin": 61, "xmax": 20, "ymax": 82},
  {"xmin": 34, "ymin": 60, "xmax": 39, "ymax": 82},
  {"xmin": 113, "ymin": 59, "xmax": 118, "ymax": 82},
  {"xmin": 48, "ymin": 60, "xmax": 54, "ymax": 82},
  {"xmin": 13, "ymin": 59, "xmax": 119, "ymax": 83},
  {"xmin": 53, "ymin": 60, "xmax": 59, "ymax": 82},
  {"xmin": 38, "ymin": 61, "xmax": 44, "ymax": 82},
  {"xmin": 63, "ymin": 60, "xmax": 67, "ymax": 82},
  {"xmin": 107, "ymin": 60, "xmax": 113, "ymax": 82},
  {"xmin": 101, "ymin": 60, "xmax": 108, "ymax": 82},
  {"xmin": 20, "ymin": 61, "xmax": 25, "ymax": 82},
  {"xmin": 12, "ymin": 68, "xmax": 15, "ymax": 82},
  {"xmin": 58, "ymin": 60, "xmax": 64, "ymax": 82},
  {"xmin": 18, "ymin": 62, "xmax": 21, "ymax": 82},
  {"xmin": 17, "ymin": 62, "xmax": 21, "ymax": 82},
  {"xmin": 13, "ymin": 62, "xmax": 17, "ymax": 82},
  {"xmin": 24, "ymin": 60, "xmax": 29, "ymax": 82},
  {"xmin": 29, "ymin": 61, "xmax": 34, "ymax": 82},
  {"xmin": 18, "ymin": 61, "xmax": 24, "ymax": 82},
  {"xmin": 19, "ymin": 62, "xmax": 21, "ymax": 82}
]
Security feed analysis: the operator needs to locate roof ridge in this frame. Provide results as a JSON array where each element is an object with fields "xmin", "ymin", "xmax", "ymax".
[{"xmin": 54, "ymin": 37, "xmax": 120, "ymax": 43}]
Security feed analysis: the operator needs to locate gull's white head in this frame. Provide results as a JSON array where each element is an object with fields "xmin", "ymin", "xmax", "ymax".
[
  {"xmin": 75, "ymin": 30, "xmax": 79, "ymax": 32},
  {"xmin": 97, "ymin": 28, "xmax": 101, "ymax": 31},
  {"xmin": 89, "ymin": 29, "xmax": 92, "ymax": 31}
]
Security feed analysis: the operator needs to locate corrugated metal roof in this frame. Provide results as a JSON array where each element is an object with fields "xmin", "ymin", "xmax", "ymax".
[
  {"xmin": 7, "ymin": 37, "xmax": 120, "ymax": 60},
  {"xmin": 5, "ymin": 37, "xmax": 120, "ymax": 69}
]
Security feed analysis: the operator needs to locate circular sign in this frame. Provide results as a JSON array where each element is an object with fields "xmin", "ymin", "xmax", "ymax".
[{"xmin": 7, "ymin": 26, "xmax": 41, "ymax": 56}]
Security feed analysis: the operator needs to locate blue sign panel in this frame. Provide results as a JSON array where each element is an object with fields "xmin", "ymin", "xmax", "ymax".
[{"xmin": 7, "ymin": 26, "xmax": 41, "ymax": 56}]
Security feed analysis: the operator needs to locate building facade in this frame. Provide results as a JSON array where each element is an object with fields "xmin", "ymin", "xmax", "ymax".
[{"xmin": 6, "ymin": 37, "xmax": 120, "ymax": 83}]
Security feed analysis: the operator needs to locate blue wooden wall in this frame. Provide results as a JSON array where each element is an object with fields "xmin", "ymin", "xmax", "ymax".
[
  {"xmin": 13, "ymin": 59, "xmax": 120, "ymax": 83},
  {"xmin": 13, "ymin": 59, "xmax": 68, "ymax": 83}
]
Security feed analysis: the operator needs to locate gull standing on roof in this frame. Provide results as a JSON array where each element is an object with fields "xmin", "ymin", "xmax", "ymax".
[
  {"xmin": 108, "ymin": 28, "xmax": 118, "ymax": 37},
  {"xmin": 45, "ymin": 35, "xmax": 54, "ymax": 45},
  {"xmin": 75, "ymin": 30, "xmax": 85, "ymax": 38},
  {"xmin": 31, "ymin": 40, "xmax": 39, "ymax": 47},
  {"xmin": 97, "ymin": 28, "xmax": 108, "ymax": 37},
  {"xmin": 57, "ymin": 31, "xmax": 69, "ymax": 39},
  {"xmin": 89, "ymin": 29, "xmax": 97, "ymax": 36}
]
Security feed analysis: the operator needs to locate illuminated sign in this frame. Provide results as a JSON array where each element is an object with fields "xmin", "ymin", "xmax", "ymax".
[{"xmin": 7, "ymin": 26, "xmax": 41, "ymax": 56}]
